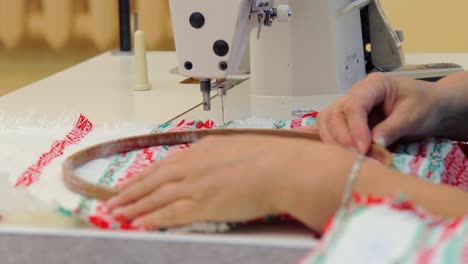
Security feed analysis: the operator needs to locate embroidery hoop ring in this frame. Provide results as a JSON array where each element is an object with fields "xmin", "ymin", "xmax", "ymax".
[{"xmin": 62, "ymin": 129, "xmax": 392, "ymax": 201}]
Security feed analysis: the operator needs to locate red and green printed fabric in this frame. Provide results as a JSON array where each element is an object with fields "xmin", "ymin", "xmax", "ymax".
[
  {"xmin": 302, "ymin": 195, "xmax": 468, "ymax": 264},
  {"xmin": 6, "ymin": 113, "xmax": 468, "ymax": 237}
]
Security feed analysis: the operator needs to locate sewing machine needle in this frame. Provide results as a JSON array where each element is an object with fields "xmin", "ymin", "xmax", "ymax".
[
  {"xmin": 218, "ymin": 85, "xmax": 227, "ymax": 125},
  {"xmin": 221, "ymin": 95, "xmax": 225, "ymax": 125}
]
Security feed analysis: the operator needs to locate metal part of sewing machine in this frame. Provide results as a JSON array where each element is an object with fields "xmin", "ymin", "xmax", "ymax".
[{"xmin": 169, "ymin": 0, "xmax": 419, "ymax": 118}]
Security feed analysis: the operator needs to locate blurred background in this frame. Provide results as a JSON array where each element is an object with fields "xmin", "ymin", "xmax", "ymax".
[{"xmin": 0, "ymin": 0, "xmax": 466, "ymax": 96}]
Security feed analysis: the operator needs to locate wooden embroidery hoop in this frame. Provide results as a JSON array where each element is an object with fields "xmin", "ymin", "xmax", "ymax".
[{"xmin": 62, "ymin": 129, "xmax": 393, "ymax": 201}]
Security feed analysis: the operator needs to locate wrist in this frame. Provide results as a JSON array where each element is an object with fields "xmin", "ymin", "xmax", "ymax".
[
  {"xmin": 355, "ymin": 158, "xmax": 468, "ymax": 218},
  {"xmin": 432, "ymin": 81, "xmax": 468, "ymax": 139},
  {"xmin": 278, "ymin": 143, "xmax": 356, "ymax": 230}
]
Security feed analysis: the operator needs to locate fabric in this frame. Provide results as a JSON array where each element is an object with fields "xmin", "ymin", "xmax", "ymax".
[
  {"xmin": 390, "ymin": 140, "xmax": 468, "ymax": 190},
  {"xmin": 0, "ymin": 112, "xmax": 315, "ymax": 231},
  {"xmin": 2, "ymin": 112, "xmax": 468, "ymax": 263},
  {"xmin": 301, "ymin": 196, "xmax": 468, "ymax": 264}
]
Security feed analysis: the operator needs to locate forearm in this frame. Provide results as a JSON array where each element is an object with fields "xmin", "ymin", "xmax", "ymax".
[
  {"xmin": 355, "ymin": 158, "xmax": 468, "ymax": 217},
  {"xmin": 434, "ymin": 71, "xmax": 468, "ymax": 141},
  {"xmin": 284, "ymin": 149, "xmax": 468, "ymax": 232}
]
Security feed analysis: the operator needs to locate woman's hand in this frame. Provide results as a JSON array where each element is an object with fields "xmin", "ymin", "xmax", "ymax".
[
  {"xmin": 302, "ymin": 73, "xmax": 449, "ymax": 153},
  {"xmin": 104, "ymin": 135, "xmax": 355, "ymax": 230},
  {"xmin": 103, "ymin": 133, "xmax": 468, "ymax": 231}
]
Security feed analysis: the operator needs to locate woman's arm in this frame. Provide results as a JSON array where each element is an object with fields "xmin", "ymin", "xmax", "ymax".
[
  {"xmin": 435, "ymin": 71, "xmax": 468, "ymax": 141},
  {"xmin": 105, "ymin": 136, "xmax": 467, "ymax": 232},
  {"xmin": 282, "ymin": 146, "xmax": 468, "ymax": 232}
]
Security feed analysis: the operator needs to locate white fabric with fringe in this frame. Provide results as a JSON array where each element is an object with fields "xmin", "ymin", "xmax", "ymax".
[{"xmin": 0, "ymin": 111, "xmax": 283, "ymax": 231}]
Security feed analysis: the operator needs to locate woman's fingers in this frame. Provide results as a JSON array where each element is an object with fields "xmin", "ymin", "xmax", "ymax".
[
  {"xmin": 116, "ymin": 169, "xmax": 150, "ymax": 190},
  {"xmin": 116, "ymin": 151, "xmax": 186, "ymax": 190},
  {"xmin": 112, "ymin": 183, "xmax": 189, "ymax": 221},
  {"xmin": 317, "ymin": 109, "xmax": 336, "ymax": 144},
  {"xmin": 106, "ymin": 166, "xmax": 185, "ymax": 210},
  {"xmin": 342, "ymin": 103, "xmax": 372, "ymax": 153},
  {"xmin": 335, "ymin": 74, "xmax": 392, "ymax": 153},
  {"xmin": 371, "ymin": 104, "xmax": 414, "ymax": 147},
  {"xmin": 132, "ymin": 199, "xmax": 198, "ymax": 229},
  {"xmin": 326, "ymin": 108, "xmax": 355, "ymax": 149}
]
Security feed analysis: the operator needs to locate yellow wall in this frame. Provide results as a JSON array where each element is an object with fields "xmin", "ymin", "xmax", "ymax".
[
  {"xmin": 1, "ymin": 0, "xmax": 464, "ymax": 53},
  {"xmin": 380, "ymin": 0, "xmax": 468, "ymax": 52}
]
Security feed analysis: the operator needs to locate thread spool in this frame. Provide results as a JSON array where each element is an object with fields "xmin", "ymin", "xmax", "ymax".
[{"xmin": 133, "ymin": 30, "xmax": 151, "ymax": 91}]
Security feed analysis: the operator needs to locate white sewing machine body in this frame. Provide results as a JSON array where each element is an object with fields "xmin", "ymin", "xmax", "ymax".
[
  {"xmin": 169, "ymin": 0, "xmax": 406, "ymax": 116},
  {"xmin": 250, "ymin": 0, "xmax": 366, "ymax": 97}
]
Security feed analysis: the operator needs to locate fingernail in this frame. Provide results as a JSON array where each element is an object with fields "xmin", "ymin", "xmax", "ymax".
[
  {"xmin": 374, "ymin": 136, "xmax": 387, "ymax": 147},
  {"xmin": 132, "ymin": 218, "xmax": 144, "ymax": 228},
  {"xmin": 115, "ymin": 214, "xmax": 128, "ymax": 223},
  {"xmin": 357, "ymin": 140, "xmax": 367, "ymax": 154}
]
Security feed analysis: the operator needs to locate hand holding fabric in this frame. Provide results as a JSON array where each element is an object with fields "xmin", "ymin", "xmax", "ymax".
[
  {"xmin": 302, "ymin": 73, "xmax": 449, "ymax": 153},
  {"xmin": 104, "ymin": 135, "xmax": 349, "ymax": 230}
]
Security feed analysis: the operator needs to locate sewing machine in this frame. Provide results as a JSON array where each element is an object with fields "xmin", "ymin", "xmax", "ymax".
[
  {"xmin": 169, "ymin": 0, "xmax": 404, "ymax": 115},
  {"xmin": 169, "ymin": 0, "xmax": 462, "ymax": 120}
]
